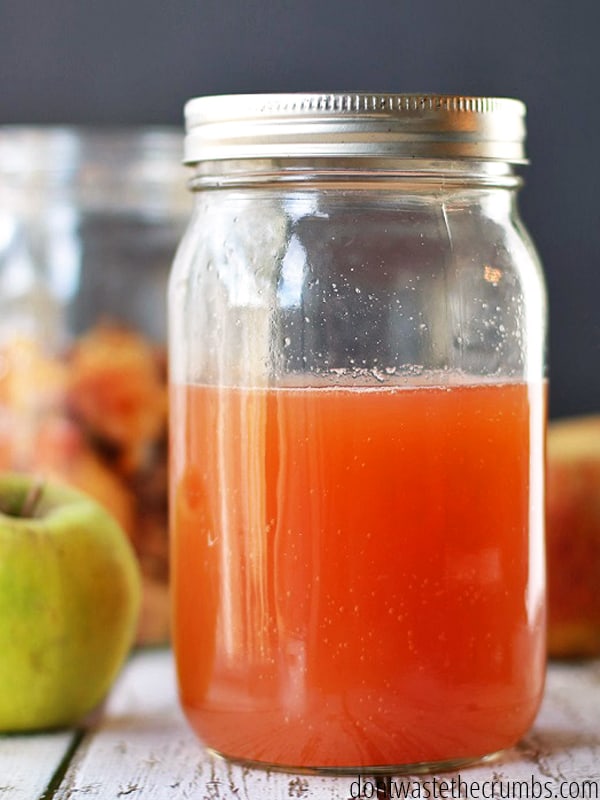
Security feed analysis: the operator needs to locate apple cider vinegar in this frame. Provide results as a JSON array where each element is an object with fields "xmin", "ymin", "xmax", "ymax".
[{"xmin": 171, "ymin": 378, "xmax": 546, "ymax": 769}]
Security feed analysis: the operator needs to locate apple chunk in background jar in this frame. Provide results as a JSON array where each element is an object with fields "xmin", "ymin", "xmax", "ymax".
[
  {"xmin": 0, "ymin": 327, "xmax": 169, "ymax": 645},
  {"xmin": 0, "ymin": 127, "xmax": 190, "ymax": 643},
  {"xmin": 0, "ymin": 473, "xmax": 140, "ymax": 732}
]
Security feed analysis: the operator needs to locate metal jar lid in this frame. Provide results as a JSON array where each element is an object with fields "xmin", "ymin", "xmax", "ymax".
[{"xmin": 184, "ymin": 93, "xmax": 527, "ymax": 164}]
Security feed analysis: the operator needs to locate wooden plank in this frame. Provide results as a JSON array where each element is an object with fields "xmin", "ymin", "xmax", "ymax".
[
  {"xmin": 55, "ymin": 650, "xmax": 600, "ymax": 799},
  {"xmin": 0, "ymin": 729, "xmax": 77, "ymax": 800}
]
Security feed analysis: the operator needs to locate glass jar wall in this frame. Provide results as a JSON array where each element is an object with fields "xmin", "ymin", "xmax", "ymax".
[{"xmin": 169, "ymin": 94, "xmax": 547, "ymax": 773}]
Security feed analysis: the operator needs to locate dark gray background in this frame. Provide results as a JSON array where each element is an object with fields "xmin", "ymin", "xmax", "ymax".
[{"xmin": 1, "ymin": 0, "xmax": 597, "ymax": 419}]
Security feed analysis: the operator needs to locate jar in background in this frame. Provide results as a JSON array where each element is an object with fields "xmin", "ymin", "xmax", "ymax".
[
  {"xmin": 0, "ymin": 127, "xmax": 189, "ymax": 644},
  {"xmin": 169, "ymin": 94, "xmax": 547, "ymax": 772}
]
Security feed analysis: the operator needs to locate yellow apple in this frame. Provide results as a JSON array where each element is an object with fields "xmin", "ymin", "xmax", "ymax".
[
  {"xmin": 0, "ymin": 473, "xmax": 141, "ymax": 731},
  {"xmin": 546, "ymin": 415, "xmax": 600, "ymax": 658}
]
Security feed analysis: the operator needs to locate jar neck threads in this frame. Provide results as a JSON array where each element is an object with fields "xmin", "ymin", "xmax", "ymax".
[{"xmin": 189, "ymin": 158, "xmax": 522, "ymax": 191}]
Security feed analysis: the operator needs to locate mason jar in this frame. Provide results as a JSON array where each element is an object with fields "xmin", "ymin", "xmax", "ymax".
[
  {"xmin": 169, "ymin": 94, "xmax": 547, "ymax": 773},
  {"xmin": 0, "ymin": 127, "xmax": 189, "ymax": 644}
]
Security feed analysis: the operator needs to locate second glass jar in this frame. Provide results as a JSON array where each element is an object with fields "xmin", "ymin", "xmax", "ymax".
[{"xmin": 0, "ymin": 127, "xmax": 189, "ymax": 644}]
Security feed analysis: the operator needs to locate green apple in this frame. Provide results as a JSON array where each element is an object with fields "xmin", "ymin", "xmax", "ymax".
[{"xmin": 0, "ymin": 473, "xmax": 141, "ymax": 731}]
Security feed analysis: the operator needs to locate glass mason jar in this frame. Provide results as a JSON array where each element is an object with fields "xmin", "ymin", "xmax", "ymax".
[
  {"xmin": 0, "ymin": 127, "xmax": 189, "ymax": 644},
  {"xmin": 169, "ymin": 94, "xmax": 547, "ymax": 773}
]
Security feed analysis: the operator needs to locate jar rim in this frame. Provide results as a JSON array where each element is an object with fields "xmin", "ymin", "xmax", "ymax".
[
  {"xmin": 184, "ymin": 93, "xmax": 527, "ymax": 165},
  {"xmin": 0, "ymin": 125, "xmax": 184, "ymax": 178},
  {"xmin": 0, "ymin": 125, "xmax": 190, "ymax": 214}
]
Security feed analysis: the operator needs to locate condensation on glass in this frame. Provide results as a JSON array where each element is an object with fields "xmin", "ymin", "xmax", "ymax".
[{"xmin": 169, "ymin": 94, "xmax": 548, "ymax": 774}]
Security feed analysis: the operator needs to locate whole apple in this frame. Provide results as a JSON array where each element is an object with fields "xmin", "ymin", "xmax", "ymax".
[
  {"xmin": 546, "ymin": 415, "xmax": 600, "ymax": 657},
  {"xmin": 0, "ymin": 473, "xmax": 141, "ymax": 731}
]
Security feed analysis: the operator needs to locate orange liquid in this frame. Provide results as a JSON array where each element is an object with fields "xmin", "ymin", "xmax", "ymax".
[{"xmin": 171, "ymin": 379, "xmax": 546, "ymax": 770}]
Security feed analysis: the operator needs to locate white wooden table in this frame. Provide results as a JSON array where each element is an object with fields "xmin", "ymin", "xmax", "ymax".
[{"xmin": 1, "ymin": 650, "xmax": 599, "ymax": 799}]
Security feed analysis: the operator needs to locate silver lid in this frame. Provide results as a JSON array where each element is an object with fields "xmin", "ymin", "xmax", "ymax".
[{"xmin": 184, "ymin": 93, "xmax": 527, "ymax": 164}]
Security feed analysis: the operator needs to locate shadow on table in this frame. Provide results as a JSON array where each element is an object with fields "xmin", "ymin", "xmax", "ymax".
[{"xmin": 516, "ymin": 727, "xmax": 600, "ymax": 758}]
